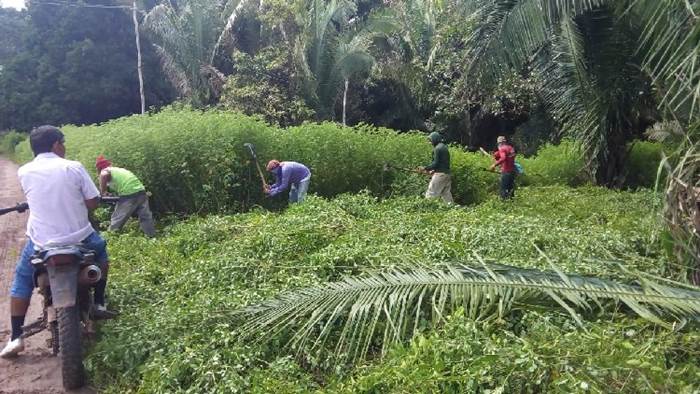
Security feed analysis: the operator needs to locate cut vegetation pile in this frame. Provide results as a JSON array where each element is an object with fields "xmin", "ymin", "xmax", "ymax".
[{"xmin": 87, "ymin": 187, "xmax": 700, "ymax": 393}]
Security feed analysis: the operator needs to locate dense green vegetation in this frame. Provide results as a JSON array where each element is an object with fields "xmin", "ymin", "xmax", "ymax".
[
  {"xmin": 14, "ymin": 109, "xmax": 666, "ymax": 216},
  {"xmin": 86, "ymin": 188, "xmax": 699, "ymax": 393},
  {"xmin": 3, "ymin": 0, "xmax": 697, "ymax": 188},
  {"xmin": 0, "ymin": 130, "xmax": 25, "ymax": 156},
  {"xmin": 2, "ymin": 0, "xmax": 698, "ymax": 391},
  {"xmin": 0, "ymin": 1, "xmax": 172, "ymax": 131}
]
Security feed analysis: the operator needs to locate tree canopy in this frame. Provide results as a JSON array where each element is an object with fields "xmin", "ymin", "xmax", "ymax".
[{"xmin": 0, "ymin": 0, "xmax": 173, "ymax": 131}]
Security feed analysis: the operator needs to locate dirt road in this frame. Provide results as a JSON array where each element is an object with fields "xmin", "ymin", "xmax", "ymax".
[{"xmin": 0, "ymin": 156, "xmax": 95, "ymax": 394}]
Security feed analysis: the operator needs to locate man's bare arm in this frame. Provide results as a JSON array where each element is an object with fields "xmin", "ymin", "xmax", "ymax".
[
  {"xmin": 85, "ymin": 197, "xmax": 99, "ymax": 211},
  {"xmin": 99, "ymin": 170, "xmax": 111, "ymax": 196}
]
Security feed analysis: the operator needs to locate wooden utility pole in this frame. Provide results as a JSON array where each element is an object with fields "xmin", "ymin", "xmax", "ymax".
[{"xmin": 133, "ymin": 1, "xmax": 145, "ymax": 114}]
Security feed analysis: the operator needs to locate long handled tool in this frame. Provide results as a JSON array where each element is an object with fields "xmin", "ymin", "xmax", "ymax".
[
  {"xmin": 383, "ymin": 163, "xmax": 431, "ymax": 176},
  {"xmin": 243, "ymin": 143, "xmax": 268, "ymax": 188}
]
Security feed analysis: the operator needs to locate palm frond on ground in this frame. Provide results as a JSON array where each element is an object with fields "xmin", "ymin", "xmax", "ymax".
[{"xmin": 235, "ymin": 262, "xmax": 700, "ymax": 362}]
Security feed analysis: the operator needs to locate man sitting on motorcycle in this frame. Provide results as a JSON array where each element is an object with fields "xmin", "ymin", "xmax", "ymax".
[{"xmin": 1, "ymin": 125, "xmax": 112, "ymax": 358}]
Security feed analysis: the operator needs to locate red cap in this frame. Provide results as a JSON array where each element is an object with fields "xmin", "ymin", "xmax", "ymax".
[{"xmin": 95, "ymin": 155, "xmax": 112, "ymax": 171}]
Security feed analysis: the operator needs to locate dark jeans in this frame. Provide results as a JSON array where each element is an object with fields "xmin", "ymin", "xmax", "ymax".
[{"xmin": 500, "ymin": 172, "xmax": 515, "ymax": 199}]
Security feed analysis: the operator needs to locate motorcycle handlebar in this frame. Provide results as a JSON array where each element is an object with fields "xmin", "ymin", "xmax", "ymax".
[
  {"xmin": 2, "ymin": 192, "xmax": 147, "ymax": 215},
  {"xmin": 0, "ymin": 202, "xmax": 29, "ymax": 216},
  {"xmin": 99, "ymin": 196, "xmax": 120, "ymax": 205},
  {"xmin": 0, "ymin": 196, "xmax": 119, "ymax": 216}
]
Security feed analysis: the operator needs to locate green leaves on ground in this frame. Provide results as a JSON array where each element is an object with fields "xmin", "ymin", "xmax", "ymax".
[
  {"xmin": 237, "ymin": 262, "xmax": 700, "ymax": 363},
  {"xmin": 85, "ymin": 186, "xmax": 698, "ymax": 393}
]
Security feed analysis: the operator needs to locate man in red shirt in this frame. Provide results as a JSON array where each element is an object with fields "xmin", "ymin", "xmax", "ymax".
[{"xmin": 490, "ymin": 136, "xmax": 516, "ymax": 199}]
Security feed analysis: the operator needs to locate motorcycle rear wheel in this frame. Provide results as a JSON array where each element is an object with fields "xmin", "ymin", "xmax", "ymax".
[
  {"xmin": 57, "ymin": 306, "xmax": 86, "ymax": 389},
  {"xmin": 50, "ymin": 321, "xmax": 60, "ymax": 356}
]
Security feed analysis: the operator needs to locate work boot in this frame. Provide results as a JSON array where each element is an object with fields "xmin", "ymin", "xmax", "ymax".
[
  {"xmin": 0, "ymin": 337, "xmax": 25, "ymax": 358},
  {"xmin": 91, "ymin": 304, "xmax": 118, "ymax": 320}
]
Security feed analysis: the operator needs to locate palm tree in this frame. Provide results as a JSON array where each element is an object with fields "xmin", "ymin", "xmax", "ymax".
[
  {"xmin": 295, "ymin": 0, "xmax": 377, "ymax": 122},
  {"xmin": 232, "ymin": 0, "xmax": 700, "ymax": 361},
  {"xmin": 370, "ymin": 0, "xmax": 486, "ymax": 136},
  {"xmin": 235, "ymin": 262, "xmax": 700, "ymax": 362},
  {"xmin": 373, "ymin": 0, "xmax": 444, "ymax": 118},
  {"xmin": 464, "ymin": 0, "xmax": 699, "ymax": 186},
  {"xmin": 334, "ymin": 33, "xmax": 375, "ymax": 125},
  {"xmin": 143, "ymin": 0, "xmax": 252, "ymax": 106}
]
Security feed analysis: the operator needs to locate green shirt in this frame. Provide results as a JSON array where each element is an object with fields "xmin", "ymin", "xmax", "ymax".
[
  {"xmin": 107, "ymin": 166, "xmax": 145, "ymax": 196},
  {"xmin": 424, "ymin": 143, "xmax": 451, "ymax": 174}
]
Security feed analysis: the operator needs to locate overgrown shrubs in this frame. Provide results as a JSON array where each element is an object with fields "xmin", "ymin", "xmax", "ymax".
[
  {"xmin": 13, "ymin": 109, "xmax": 664, "ymax": 214},
  {"xmin": 85, "ymin": 187, "xmax": 694, "ymax": 393},
  {"xmin": 518, "ymin": 140, "xmax": 586, "ymax": 186},
  {"xmin": 14, "ymin": 108, "xmax": 454, "ymax": 213},
  {"xmin": 625, "ymin": 140, "xmax": 666, "ymax": 189},
  {"xmin": 0, "ymin": 130, "xmax": 26, "ymax": 155}
]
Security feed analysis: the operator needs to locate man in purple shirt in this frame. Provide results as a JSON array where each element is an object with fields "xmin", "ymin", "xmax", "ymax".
[{"xmin": 264, "ymin": 160, "xmax": 312, "ymax": 203}]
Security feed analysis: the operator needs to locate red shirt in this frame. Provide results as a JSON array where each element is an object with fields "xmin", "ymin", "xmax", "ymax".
[{"xmin": 494, "ymin": 144, "xmax": 516, "ymax": 173}]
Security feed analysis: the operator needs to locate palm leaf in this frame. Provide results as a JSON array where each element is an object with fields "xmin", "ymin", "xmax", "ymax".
[
  {"xmin": 143, "ymin": 0, "xmax": 225, "ymax": 105},
  {"xmin": 645, "ymin": 120, "xmax": 685, "ymax": 143},
  {"xmin": 210, "ymin": 0, "xmax": 250, "ymax": 64},
  {"xmin": 630, "ymin": 0, "xmax": 700, "ymax": 123},
  {"xmin": 153, "ymin": 44, "xmax": 192, "ymax": 97},
  {"xmin": 235, "ymin": 261, "xmax": 700, "ymax": 362}
]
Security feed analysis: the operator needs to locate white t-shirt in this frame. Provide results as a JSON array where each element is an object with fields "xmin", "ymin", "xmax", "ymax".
[{"xmin": 18, "ymin": 153, "xmax": 100, "ymax": 248}]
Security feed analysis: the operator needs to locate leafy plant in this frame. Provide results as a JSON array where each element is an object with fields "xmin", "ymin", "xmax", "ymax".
[
  {"xmin": 236, "ymin": 262, "xmax": 700, "ymax": 363},
  {"xmin": 83, "ymin": 187, "xmax": 692, "ymax": 393},
  {"xmin": 325, "ymin": 311, "xmax": 700, "ymax": 393},
  {"xmin": 0, "ymin": 130, "xmax": 25, "ymax": 155}
]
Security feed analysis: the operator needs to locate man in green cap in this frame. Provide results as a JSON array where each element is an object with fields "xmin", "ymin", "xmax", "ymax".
[
  {"xmin": 422, "ymin": 132, "xmax": 453, "ymax": 203},
  {"xmin": 95, "ymin": 155, "xmax": 156, "ymax": 237}
]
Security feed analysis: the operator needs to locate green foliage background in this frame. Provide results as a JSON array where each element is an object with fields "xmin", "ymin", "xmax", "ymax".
[
  {"xmin": 12, "ymin": 108, "xmax": 593, "ymax": 214},
  {"xmin": 15, "ymin": 109, "xmax": 665, "ymax": 216},
  {"xmin": 0, "ymin": 131, "xmax": 26, "ymax": 156}
]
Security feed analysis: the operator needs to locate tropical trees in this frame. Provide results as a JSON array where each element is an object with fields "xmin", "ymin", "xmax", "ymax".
[
  {"xmin": 457, "ymin": 0, "xmax": 700, "ymax": 277},
  {"xmin": 202, "ymin": 0, "xmax": 379, "ymax": 123},
  {"xmin": 143, "ymin": 0, "xmax": 254, "ymax": 106},
  {"xmin": 296, "ymin": 0, "xmax": 377, "ymax": 122},
  {"xmin": 234, "ymin": 0, "xmax": 700, "ymax": 358},
  {"xmin": 464, "ymin": 0, "xmax": 698, "ymax": 186},
  {"xmin": 0, "ymin": 8, "xmax": 27, "ymax": 68},
  {"xmin": 334, "ymin": 33, "xmax": 375, "ymax": 125},
  {"xmin": 0, "ymin": 0, "xmax": 172, "ymax": 131}
]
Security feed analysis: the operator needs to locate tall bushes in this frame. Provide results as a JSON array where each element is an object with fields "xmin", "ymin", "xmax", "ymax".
[
  {"xmin": 13, "ymin": 109, "xmax": 662, "ymax": 214},
  {"xmin": 0, "ymin": 130, "xmax": 26, "ymax": 156}
]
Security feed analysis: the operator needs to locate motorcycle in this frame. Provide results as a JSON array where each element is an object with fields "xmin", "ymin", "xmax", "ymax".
[{"xmin": 1, "ymin": 198, "xmax": 117, "ymax": 390}]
